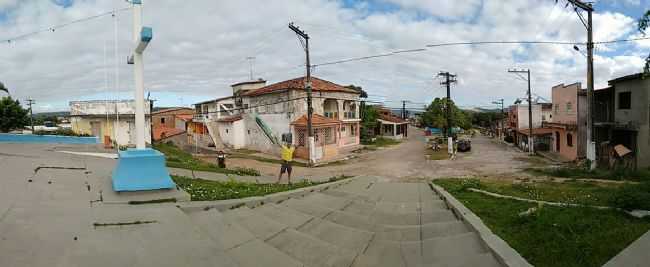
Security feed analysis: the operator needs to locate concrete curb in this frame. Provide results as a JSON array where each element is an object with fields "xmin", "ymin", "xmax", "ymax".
[
  {"xmin": 429, "ymin": 182, "xmax": 533, "ymax": 267},
  {"xmin": 177, "ymin": 177, "xmax": 354, "ymax": 212}
]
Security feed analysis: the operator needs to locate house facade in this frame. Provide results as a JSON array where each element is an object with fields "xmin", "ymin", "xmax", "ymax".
[
  {"xmin": 507, "ymin": 103, "xmax": 546, "ymax": 151},
  {"xmin": 543, "ymin": 83, "xmax": 588, "ymax": 161},
  {"xmin": 375, "ymin": 107, "xmax": 409, "ymax": 139},
  {"xmin": 69, "ymin": 100, "xmax": 151, "ymax": 147},
  {"xmin": 594, "ymin": 73, "xmax": 650, "ymax": 169},
  {"xmin": 193, "ymin": 76, "xmax": 361, "ymax": 162},
  {"xmin": 151, "ymin": 107, "xmax": 194, "ymax": 141}
]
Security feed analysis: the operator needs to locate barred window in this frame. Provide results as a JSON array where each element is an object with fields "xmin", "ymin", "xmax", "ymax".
[{"xmin": 296, "ymin": 129, "xmax": 306, "ymax": 147}]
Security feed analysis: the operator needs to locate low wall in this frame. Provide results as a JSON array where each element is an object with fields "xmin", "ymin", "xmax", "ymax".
[{"xmin": 0, "ymin": 133, "xmax": 99, "ymax": 144}]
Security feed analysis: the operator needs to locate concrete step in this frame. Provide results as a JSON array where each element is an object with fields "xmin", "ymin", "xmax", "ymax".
[
  {"xmin": 415, "ymin": 253, "xmax": 503, "ymax": 267},
  {"xmin": 227, "ymin": 239, "xmax": 303, "ymax": 267},
  {"xmin": 351, "ymin": 238, "xmax": 406, "ymax": 267},
  {"xmin": 299, "ymin": 192, "xmax": 352, "ymax": 210},
  {"xmin": 222, "ymin": 207, "xmax": 288, "ymax": 240},
  {"xmin": 372, "ymin": 209, "xmax": 458, "ymax": 226},
  {"xmin": 401, "ymin": 232, "xmax": 490, "ymax": 266},
  {"xmin": 320, "ymin": 189, "xmax": 376, "ymax": 203},
  {"xmin": 266, "ymin": 228, "xmax": 357, "ymax": 267},
  {"xmin": 252, "ymin": 203, "xmax": 313, "ymax": 229},
  {"xmin": 375, "ymin": 221, "xmax": 472, "ymax": 241},
  {"xmin": 283, "ymin": 198, "xmax": 334, "ymax": 218},
  {"xmin": 183, "ymin": 208, "xmax": 255, "ymax": 250},
  {"xmin": 296, "ymin": 217, "xmax": 374, "ymax": 254}
]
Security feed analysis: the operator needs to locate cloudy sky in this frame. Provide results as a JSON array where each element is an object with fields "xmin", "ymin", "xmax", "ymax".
[{"xmin": 0, "ymin": 0, "xmax": 649, "ymax": 112}]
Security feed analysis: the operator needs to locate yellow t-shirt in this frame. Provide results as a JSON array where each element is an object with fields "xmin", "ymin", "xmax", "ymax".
[{"xmin": 281, "ymin": 145, "xmax": 295, "ymax": 161}]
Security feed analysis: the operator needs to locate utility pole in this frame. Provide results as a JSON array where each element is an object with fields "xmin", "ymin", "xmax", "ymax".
[
  {"xmin": 25, "ymin": 98, "xmax": 35, "ymax": 133},
  {"xmin": 401, "ymin": 100, "xmax": 408, "ymax": 119},
  {"xmin": 289, "ymin": 22, "xmax": 314, "ymax": 165},
  {"xmin": 568, "ymin": 0, "xmax": 596, "ymax": 169},
  {"xmin": 508, "ymin": 69, "xmax": 533, "ymax": 155},
  {"xmin": 438, "ymin": 72, "xmax": 457, "ymax": 139},
  {"xmin": 492, "ymin": 99, "xmax": 504, "ymax": 140}
]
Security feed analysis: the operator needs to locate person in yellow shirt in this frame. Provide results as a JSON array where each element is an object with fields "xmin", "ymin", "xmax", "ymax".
[{"xmin": 277, "ymin": 142, "xmax": 295, "ymax": 184}]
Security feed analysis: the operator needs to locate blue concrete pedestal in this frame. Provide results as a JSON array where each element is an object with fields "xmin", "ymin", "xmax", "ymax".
[{"xmin": 112, "ymin": 148, "xmax": 176, "ymax": 192}]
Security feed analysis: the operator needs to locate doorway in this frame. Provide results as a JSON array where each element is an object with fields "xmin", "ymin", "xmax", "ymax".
[{"xmin": 555, "ymin": 131, "xmax": 560, "ymax": 152}]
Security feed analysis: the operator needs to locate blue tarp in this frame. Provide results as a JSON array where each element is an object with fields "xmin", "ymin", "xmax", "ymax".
[{"xmin": 0, "ymin": 133, "xmax": 99, "ymax": 144}]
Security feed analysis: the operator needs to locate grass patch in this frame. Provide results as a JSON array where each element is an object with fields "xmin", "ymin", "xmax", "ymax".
[
  {"xmin": 434, "ymin": 178, "xmax": 650, "ymax": 267},
  {"xmin": 172, "ymin": 175, "xmax": 352, "ymax": 201},
  {"xmin": 362, "ymin": 137, "xmax": 401, "ymax": 148},
  {"xmin": 228, "ymin": 152, "xmax": 309, "ymax": 167},
  {"xmin": 153, "ymin": 142, "xmax": 260, "ymax": 176},
  {"xmin": 525, "ymin": 166, "xmax": 650, "ymax": 182}
]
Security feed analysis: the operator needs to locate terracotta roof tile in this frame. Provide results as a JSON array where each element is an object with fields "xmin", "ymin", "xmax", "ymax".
[
  {"xmin": 176, "ymin": 114, "xmax": 194, "ymax": 121},
  {"xmin": 378, "ymin": 113, "xmax": 407, "ymax": 124},
  {"xmin": 243, "ymin": 76, "xmax": 358, "ymax": 97},
  {"xmin": 291, "ymin": 114, "xmax": 341, "ymax": 126}
]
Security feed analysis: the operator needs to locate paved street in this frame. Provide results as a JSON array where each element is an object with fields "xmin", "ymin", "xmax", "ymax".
[{"xmin": 224, "ymin": 128, "xmax": 534, "ymax": 181}]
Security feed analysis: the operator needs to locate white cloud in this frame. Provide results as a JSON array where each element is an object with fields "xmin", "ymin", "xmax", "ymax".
[{"xmin": 0, "ymin": 0, "xmax": 644, "ymax": 112}]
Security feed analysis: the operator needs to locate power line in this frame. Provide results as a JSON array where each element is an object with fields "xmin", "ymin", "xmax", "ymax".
[{"xmin": 2, "ymin": 7, "xmax": 131, "ymax": 44}]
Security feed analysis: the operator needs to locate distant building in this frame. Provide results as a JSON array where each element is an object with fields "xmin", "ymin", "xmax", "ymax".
[
  {"xmin": 375, "ymin": 107, "xmax": 409, "ymax": 139},
  {"xmin": 151, "ymin": 107, "xmax": 194, "ymax": 141},
  {"xmin": 69, "ymin": 100, "xmax": 151, "ymax": 147},
  {"xmin": 507, "ymin": 103, "xmax": 547, "ymax": 151}
]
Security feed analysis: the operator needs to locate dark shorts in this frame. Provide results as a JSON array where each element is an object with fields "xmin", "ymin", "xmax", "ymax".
[{"xmin": 280, "ymin": 161, "xmax": 293, "ymax": 174}]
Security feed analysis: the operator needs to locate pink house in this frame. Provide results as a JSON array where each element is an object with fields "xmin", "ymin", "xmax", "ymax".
[{"xmin": 544, "ymin": 83, "xmax": 587, "ymax": 161}]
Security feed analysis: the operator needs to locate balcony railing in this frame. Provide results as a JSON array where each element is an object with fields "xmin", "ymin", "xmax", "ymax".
[
  {"xmin": 324, "ymin": 111, "xmax": 338, "ymax": 119},
  {"xmin": 343, "ymin": 111, "xmax": 357, "ymax": 119}
]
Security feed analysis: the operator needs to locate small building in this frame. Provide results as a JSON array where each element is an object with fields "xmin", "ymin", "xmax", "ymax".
[
  {"xmin": 507, "ymin": 103, "xmax": 546, "ymax": 151},
  {"xmin": 69, "ymin": 100, "xmax": 151, "ymax": 147},
  {"xmin": 594, "ymin": 73, "xmax": 650, "ymax": 169},
  {"xmin": 376, "ymin": 108, "xmax": 408, "ymax": 139},
  {"xmin": 543, "ymin": 83, "xmax": 588, "ymax": 161},
  {"xmin": 151, "ymin": 107, "xmax": 194, "ymax": 141}
]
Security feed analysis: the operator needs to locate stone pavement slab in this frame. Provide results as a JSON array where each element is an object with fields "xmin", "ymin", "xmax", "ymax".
[{"xmin": 267, "ymin": 228, "xmax": 357, "ymax": 267}]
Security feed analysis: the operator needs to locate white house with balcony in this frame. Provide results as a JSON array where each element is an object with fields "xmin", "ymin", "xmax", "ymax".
[{"xmin": 192, "ymin": 76, "xmax": 361, "ymax": 162}]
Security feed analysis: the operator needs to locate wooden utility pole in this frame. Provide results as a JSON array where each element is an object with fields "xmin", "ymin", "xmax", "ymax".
[
  {"xmin": 401, "ymin": 100, "xmax": 408, "ymax": 119},
  {"xmin": 26, "ymin": 98, "xmax": 35, "ymax": 133},
  {"xmin": 568, "ymin": 0, "xmax": 596, "ymax": 168},
  {"xmin": 438, "ymin": 72, "xmax": 457, "ymax": 139},
  {"xmin": 289, "ymin": 22, "xmax": 314, "ymax": 165},
  {"xmin": 492, "ymin": 98, "xmax": 505, "ymax": 139},
  {"xmin": 508, "ymin": 69, "xmax": 533, "ymax": 155}
]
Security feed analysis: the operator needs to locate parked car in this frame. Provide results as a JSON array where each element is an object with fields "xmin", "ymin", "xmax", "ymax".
[{"xmin": 457, "ymin": 139, "xmax": 471, "ymax": 152}]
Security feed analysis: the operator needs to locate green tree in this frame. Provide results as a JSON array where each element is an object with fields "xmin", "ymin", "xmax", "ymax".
[
  {"xmin": 360, "ymin": 104, "xmax": 378, "ymax": 141},
  {"xmin": 420, "ymin": 98, "xmax": 471, "ymax": 130},
  {"xmin": 0, "ymin": 96, "xmax": 29, "ymax": 132}
]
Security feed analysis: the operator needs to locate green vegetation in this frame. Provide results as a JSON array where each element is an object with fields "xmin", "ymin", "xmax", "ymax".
[
  {"xmin": 172, "ymin": 175, "xmax": 352, "ymax": 201},
  {"xmin": 360, "ymin": 104, "xmax": 378, "ymax": 142},
  {"xmin": 513, "ymin": 155, "xmax": 549, "ymax": 167},
  {"xmin": 434, "ymin": 178, "xmax": 650, "ymax": 267},
  {"xmin": 228, "ymin": 151, "xmax": 309, "ymax": 167},
  {"xmin": 153, "ymin": 142, "xmax": 260, "ymax": 176},
  {"xmin": 0, "ymin": 96, "xmax": 29, "ymax": 132},
  {"xmin": 362, "ymin": 137, "xmax": 401, "ymax": 148},
  {"xmin": 420, "ymin": 97, "xmax": 472, "ymax": 130},
  {"xmin": 610, "ymin": 182, "xmax": 650, "ymax": 211},
  {"xmin": 526, "ymin": 166, "xmax": 650, "ymax": 181}
]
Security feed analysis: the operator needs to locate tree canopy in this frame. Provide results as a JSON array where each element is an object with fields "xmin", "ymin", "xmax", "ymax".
[
  {"xmin": 420, "ymin": 97, "xmax": 472, "ymax": 130},
  {"xmin": 0, "ymin": 96, "xmax": 29, "ymax": 133}
]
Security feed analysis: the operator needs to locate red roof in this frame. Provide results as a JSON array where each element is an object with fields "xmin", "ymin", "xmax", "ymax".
[
  {"xmin": 291, "ymin": 114, "xmax": 341, "ymax": 126},
  {"xmin": 151, "ymin": 107, "xmax": 194, "ymax": 115},
  {"xmin": 176, "ymin": 114, "xmax": 194, "ymax": 121},
  {"xmin": 243, "ymin": 76, "xmax": 359, "ymax": 97},
  {"xmin": 378, "ymin": 113, "xmax": 407, "ymax": 124},
  {"xmin": 217, "ymin": 114, "xmax": 243, "ymax": 123},
  {"xmin": 153, "ymin": 127, "xmax": 185, "ymax": 141}
]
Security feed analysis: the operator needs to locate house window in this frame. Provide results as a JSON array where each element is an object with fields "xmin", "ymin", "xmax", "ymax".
[
  {"xmin": 341, "ymin": 126, "xmax": 346, "ymax": 132},
  {"xmin": 567, "ymin": 133, "xmax": 573, "ymax": 147},
  {"xmin": 619, "ymin": 92, "xmax": 631, "ymax": 109},
  {"xmin": 554, "ymin": 104, "xmax": 559, "ymax": 114},
  {"xmin": 225, "ymin": 129, "xmax": 229, "ymax": 134},
  {"xmin": 160, "ymin": 118, "xmax": 165, "ymax": 124},
  {"xmin": 351, "ymin": 125, "xmax": 357, "ymax": 136},
  {"xmin": 566, "ymin": 102, "xmax": 572, "ymax": 113}
]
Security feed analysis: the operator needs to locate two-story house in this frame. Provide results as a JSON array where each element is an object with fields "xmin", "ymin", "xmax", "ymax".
[
  {"xmin": 194, "ymin": 76, "xmax": 361, "ymax": 163},
  {"xmin": 507, "ymin": 103, "xmax": 550, "ymax": 151},
  {"xmin": 543, "ymin": 83, "xmax": 588, "ymax": 161},
  {"xmin": 594, "ymin": 73, "xmax": 650, "ymax": 169}
]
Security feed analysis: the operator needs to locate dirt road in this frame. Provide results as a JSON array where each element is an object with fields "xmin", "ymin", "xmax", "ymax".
[{"xmin": 222, "ymin": 128, "xmax": 534, "ymax": 181}]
